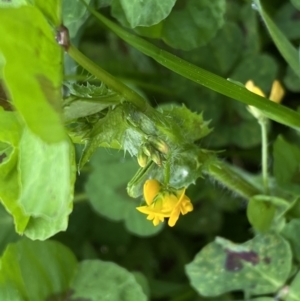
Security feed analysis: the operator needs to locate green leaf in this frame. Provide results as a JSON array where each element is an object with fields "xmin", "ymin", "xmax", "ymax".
[
  {"xmin": 284, "ymin": 66, "xmax": 300, "ymax": 92},
  {"xmin": 291, "ymin": 0, "xmax": 300, "ymax": 10},
  {"xmin": 33, "ymin": 0, "xmax": 62, "ymax": 26},
  {"xmin": 281, "ymin": 219, "xmax": 300, "ymax": 263},
  {"xmin": 18, "ymin": 128, "xmax": 75, "ymax": 219},
  {"xmin": 286, "ymin": 271, "xmax": 300, "ymax": 301},
  {"xmin": 0, "ymin": 239, "xmax": 77, "ymax": 301},
  {"xmin": 274, "ymin": 2, "xmax": 300, "ymax": 40},
  {"xmin": 185, "ymin": 233, "xmax": 292, "ymax": 297},
  {"xmin": 112, "ymin": 0, "xmax": 176, "ymax": 28},
  {"xmin": 0, "ymin": 204, "xmax": 19, "ymax": 256},
  {"xmin": 0, "ymin": 6, "xmax": 65, "ymax": 143},
  {"xmin": 161, "ymin": 0, "xmax": 226, "ymax": 50},
  {"xmin": 231, "ymin": 54, "xmax": 278, "ymax": 93},
  {"xmin": 85, "ymin": 148, "xmax": 163, "ymax": 236},
  {"xmin": 273, "ymin": 135, "xmax": 300, "ymax": 194},
  {"xmin": 69, "ymin": 260, "xmax": 147, "ymax": 300},
  {"xmin": 0, "ymin": 0, "xmax": 27, "ymax": 7},
  {"xmin": 247, "ymin": 197, "xmax": 276, "ymax": 232},
  {"xmin": 63, "ymin": 0, "xmax": 92, "ymax": 37},
  {"xmin": 254, "ymin": 0, "xmax": 300, "ymax": 79},
  {"xmin": 85, "ymin": 9, "xmax": 300, "ymax": 130}
]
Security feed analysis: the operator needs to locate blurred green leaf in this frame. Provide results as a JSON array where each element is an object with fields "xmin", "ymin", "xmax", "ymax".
[
  {"xmin": 284, "ymin": 66, "xmax": 300, "ymax": 92},
  {"xmin": 281, "ymin": 218, "xmax": 300, "ymax": 262},
  {"xmin": 112, "ymin": 0, "xmax": 176, "ymax": 28},
  {"xmin": 69, "ymin": 260, "xmax": 147, "ymax": 300},
  {"xmin": 0, "ymin": 0, "xmax": 27, "ymax": 7},
  {"xmin": 161, "ymin": 0, "xmax": 226, "ymax": 50},
  {"xmin": 231, "ymin": 54, "xmax": 278, "ymax": 93},
  {"xmin": 0, "ymin": 239, "xmax": 77, "ymax": 301},
  {"xmin": 185, "ymin": 233, "xmax": 292, "ymax": 296},
  {"xmin": 286, "ymin": 271, "xmax": 300, "ymax": 301},
  {"xmin": 273, "ymin": 135, "xmax": 300, "ymax": 194},
  {"xmin": 85, "ymin": 148, "xmax": 163, "ymax": 236},
  {"xmin": 291, "ymin": 0, "xmax": 300, "ymax": 10},
  {"xmin": 0, "ymin": 204, "xmax": 19, "ymax": 256},
  {"xmin": 254, "ymin": 0, "xmax": 300, "ymax": 79},
  {"xmin": 275, "ymin": 2, "xmax": 300, "ymax": 40},
  {"xmin": 63, "ymin": 0, "xmax": 92, "ymax": 38},
  {"xmin": 33, "ymin": 0, "xmax": 62, "ymax": 26},
  {"xmin": 0, "ymin": 6, "xmax": 65, "ymax": 143}
]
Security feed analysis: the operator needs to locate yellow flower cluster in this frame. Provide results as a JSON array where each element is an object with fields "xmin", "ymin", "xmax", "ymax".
[{"xmin": 136, "ymin": 179, "xmax": 193, "ymax": 227}]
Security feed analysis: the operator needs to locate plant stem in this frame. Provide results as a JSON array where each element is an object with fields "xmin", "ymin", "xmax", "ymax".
[
  {"xmin": 207, "ymin": 160, "xmax": 260, "ymax": 199},
  {"xmin": 83, "ymin": 5, "xmax": 300, "ymax": 130},
  {"xmin": 258, "ymin": 117, "xmax": 270, "ymax": 194},
  {"xmin": 67, "ymin": 44, "xmax": 149, "ymax": 112}
]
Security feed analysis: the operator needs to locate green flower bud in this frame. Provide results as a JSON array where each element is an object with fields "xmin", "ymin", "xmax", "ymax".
[
  {"xmin": 151, "ymin": 150, "xmax": 162, "ymax": 167},
  {"xmin": 137, "ymin": 148, "xmax": 149, "ymax": 168},
  {"xmin": 147, "ymin": 136, "xmax": 169, "ymax": 154}
]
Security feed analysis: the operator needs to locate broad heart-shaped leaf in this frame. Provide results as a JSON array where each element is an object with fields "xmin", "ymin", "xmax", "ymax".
[
  {"xmin": 18, "ymin": 127, "xmax": 75, "ymax": 219},
  {"xmin": 185, "ymin": 233, "xmax": 292, "ymax": 297},
  {"xmin": 112, "ymin": 0, "xmax": 176, "ymax": 28},
  {"xmin": 69, "ymin": 260, "xmax": 147, "ymax": 300},
  {"xmin": 0, "ymin": 6, "xmax": 65, "ymax": 143},
  {"xmin": 85, "ymin": 148, "xmax": 163, "ymax": 236},
  {"xmin": 161, "ymin": 0, "xmax": 226, "ymax": 50},
  {"xmin": 0, "ymin": 239, "xmax": 77, "ymax": 301}
]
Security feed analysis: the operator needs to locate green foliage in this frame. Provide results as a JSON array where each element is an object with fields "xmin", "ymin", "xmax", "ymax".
[
  {"xmin": 112, "ymin": 0, "xmax": 176, "ymax": 28},
  {"xmin": 161, "ymin": 0, "xmax": 226, "ymax": 50},
  {"xmin": 69, "ymin": 260, "xmax": 147, "ymax": 300},
  {"xmin": 186, "ymin": 234, "xmax": 292, "ymax": 297},
  {"xmin": 1, "ymin": 0, "xmax": 300, "ymax": 300},
  {"xmin": 0, "ymin": 6, "xmax": 65, "ymax": 143}
]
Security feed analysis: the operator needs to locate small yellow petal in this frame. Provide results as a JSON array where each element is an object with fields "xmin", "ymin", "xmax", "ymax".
[
  {"xmin": 143, "ymin": 179, "xmax": 161, "ymax": 205},
  {"xmin": 269, "ymin": 80, "xmax": 284, "ymax": 104},
  {"xmin": 168, "ymin": 208, "xmax": 180, "ymax": 227},
  {"xmin": 180, "ymin": 197, "xmax": 194, "ymax": 215},
  {"xmin": 245, "ymin": 80, "xmax": 266, "ymax": 97}
]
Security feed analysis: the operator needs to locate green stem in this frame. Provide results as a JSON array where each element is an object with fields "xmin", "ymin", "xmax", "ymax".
[
  {"xmin": 258, "ymin": 117, "xmax": 269, "ymax": 194},
  {"xmin": 83, "ymin": 4, "xmax": 300, "ymax": 130},
  {"xmin": 207, "ymin": 160, "xmax": 260, "ymax": 199},
  {"xmin": 74, "ymin": 193, "xmax": 88, "ymax": 203},
  {"xmin": 67, "ymin": 44, "xmax": 149, "ymax": 112},
  {"xmin": 164, "ymin": 155, "xmax": 171, "ymax": 185}
]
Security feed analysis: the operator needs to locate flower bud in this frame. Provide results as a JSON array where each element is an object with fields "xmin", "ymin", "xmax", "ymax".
[
  {"xmin": 151, "ymin": 150, "xmax": 162, "ymax": 166},
  {"xmin": 137, "ymin": 148, "xmax": 149, "ymax": 168},
  {"xmin": 142, "ymin": 143, "xmax": 154, "ymax": 157},
  {"xmin": 147, "ymin": 136, "xmax": 169, "ymax": 154}
]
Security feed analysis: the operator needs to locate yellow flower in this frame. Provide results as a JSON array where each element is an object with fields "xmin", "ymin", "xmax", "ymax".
[
  {"xmin": 245, "ymin": 80, "xmax": 285, "ymax": 119},
  {"xmin": 136, "ymin": 179, "xmax": 193, "ymax": 227}
]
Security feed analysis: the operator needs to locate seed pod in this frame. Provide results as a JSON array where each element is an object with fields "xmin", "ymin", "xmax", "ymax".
[
  {"xmin": 147, "ymin": 136, "xmax": 169, "ymax": 154},
  {"xmin": 137, "ymin": 148, "xmax": 149, "ymax": 168}
]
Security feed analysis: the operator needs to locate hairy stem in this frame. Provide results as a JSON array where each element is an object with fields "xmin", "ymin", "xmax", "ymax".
[
  {"xmin": 67, "ymin": 44, "xmax": 149, "ymax": 112},
  {"xmin": 207, "ymin": 160, "xmax": 260, "ymax": 199}
]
